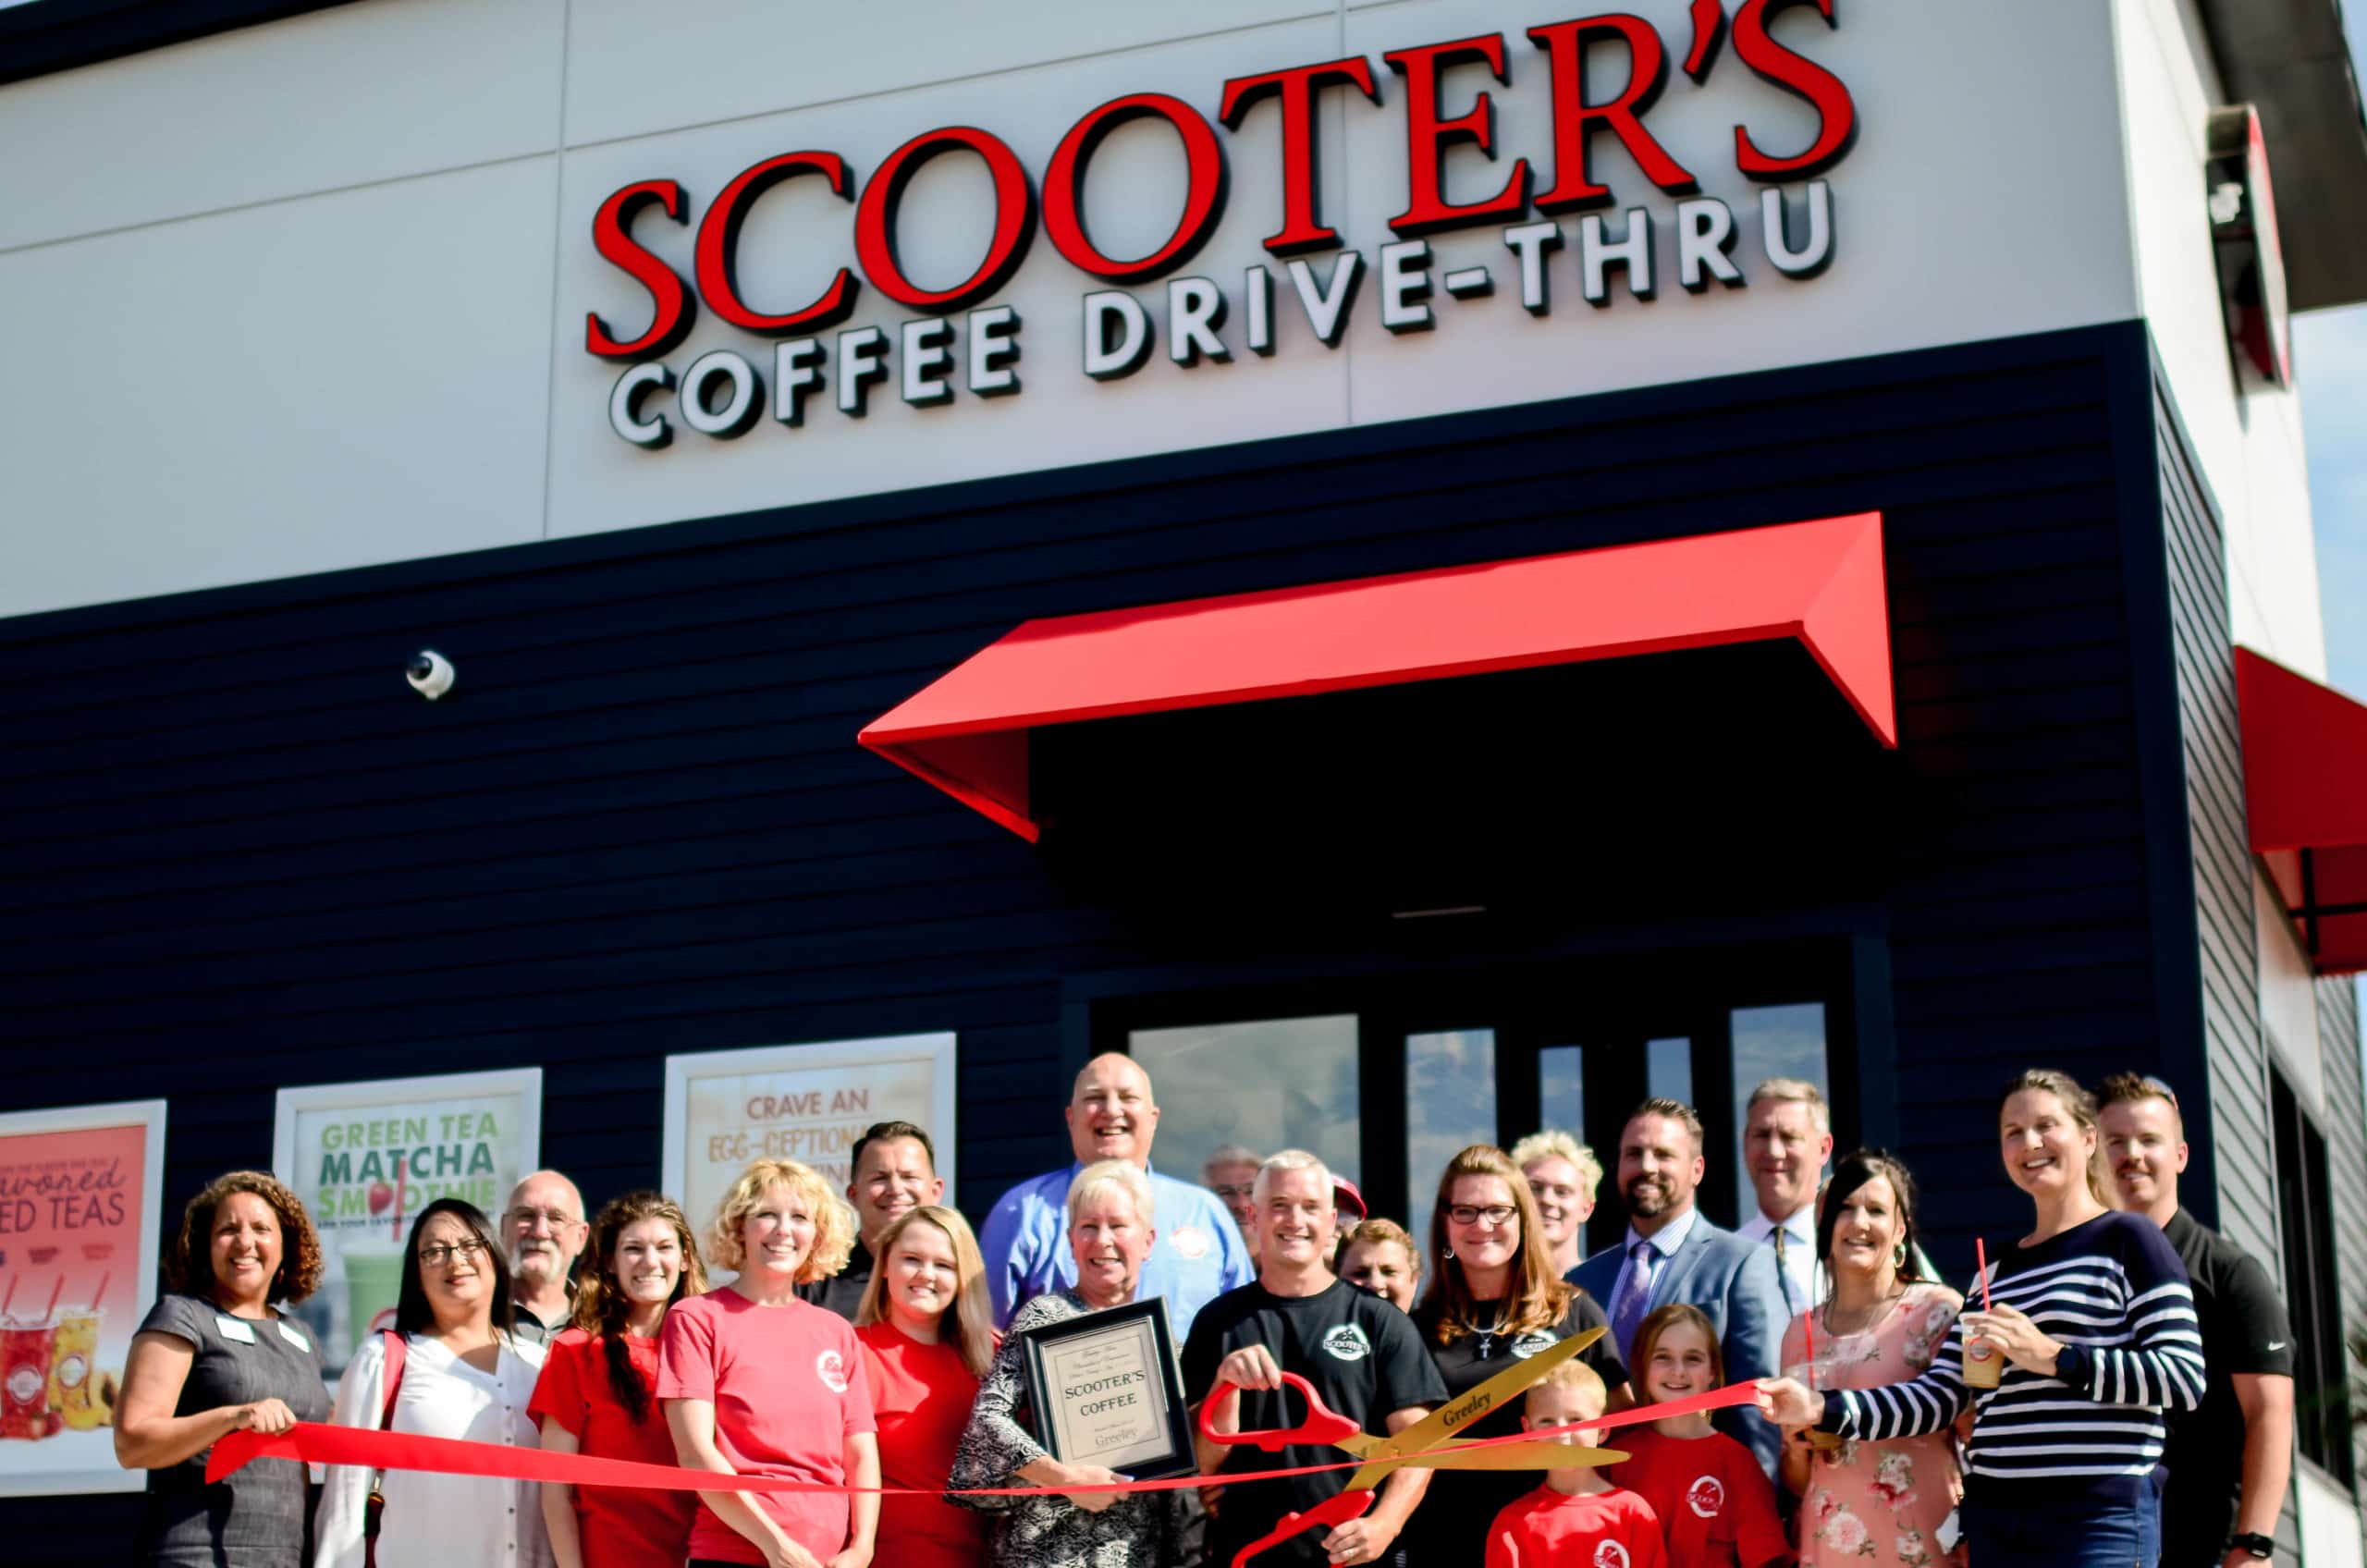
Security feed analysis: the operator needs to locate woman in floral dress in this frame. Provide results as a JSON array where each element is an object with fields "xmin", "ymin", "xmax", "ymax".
[{"xmin": 1778, "ymin": 1149, "xmax": 1965, "ymax": 1568}]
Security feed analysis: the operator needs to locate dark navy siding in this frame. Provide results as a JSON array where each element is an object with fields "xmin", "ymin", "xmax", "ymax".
[
  {"xmin": 0, "ymin": 320, "xmax": 2259, "ymax": 1551},
  {"xmin": 2150, "ymin": 363, "xmax": 2277, "ymax": 1258}
]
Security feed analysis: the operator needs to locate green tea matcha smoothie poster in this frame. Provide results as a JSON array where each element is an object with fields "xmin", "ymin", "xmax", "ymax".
[{"xmin": 272, "ymin": 1068, "xmax": 541, "ymax": 1376}]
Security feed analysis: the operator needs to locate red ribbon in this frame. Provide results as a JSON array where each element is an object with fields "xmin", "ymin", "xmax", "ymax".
[{"xmin": 207, "ymin": 1380, "xmax": 1761, "ymax": 1496}]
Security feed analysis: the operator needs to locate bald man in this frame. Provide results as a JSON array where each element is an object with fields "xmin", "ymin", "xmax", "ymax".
[
  {"xmin": 503, "ymin": 1169, "xmax": 590, "ymax": 1347},
  {"xmin": 978, "ymin": 1053, "xmax": 1254, "ymax": 1334}
]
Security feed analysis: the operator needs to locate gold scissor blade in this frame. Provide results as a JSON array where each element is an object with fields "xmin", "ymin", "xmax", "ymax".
[
  {"xmin": 1346, "ymin": 1327, "xmax": 1604, "ymax": 1491},
  {"xmin": 1406, "ymin": 1441, "xmax": 1630, "ymax": 1472}
]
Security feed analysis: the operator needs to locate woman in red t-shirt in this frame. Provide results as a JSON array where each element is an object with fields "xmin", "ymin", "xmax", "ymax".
[
  {"xmin": 659, "ymin": 1158, "xmax": 879, "ymax": 1568},
  {"xmin": 531, "ymin": 1191, "xmax": 712, "ymax": 1568},
  {"xmin": 852, "ymin": 1206, "xmax": 996, "ymax": 1568}
]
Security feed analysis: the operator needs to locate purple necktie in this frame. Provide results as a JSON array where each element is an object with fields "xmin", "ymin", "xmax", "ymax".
[{"xmin": 1613, "ymin": 1240, "xmax": 1658, "ymax": 1356}]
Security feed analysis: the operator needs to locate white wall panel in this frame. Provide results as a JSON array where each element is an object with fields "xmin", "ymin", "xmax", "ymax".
[
  {"xmin": 561, "ymin": 0, "xmax": 1331, "ymax": 150},
  {"xmin": 0, "ymin": 158, "xmax": 558, "ymax": 618},
  {"xmin": 0, "ymin": 0, "xmax": 563, "ymax": 252},
  {"xmin": 546, "ymin": 18, "xmax": 1354, "ymax": 541},
  {"xmin": 1336, "ymin": 0, "xmax": 2138, "ymax": 428},
  {"xmin": 2115, "ymin": 0, "xmax": 2329, "ymax": 678}
]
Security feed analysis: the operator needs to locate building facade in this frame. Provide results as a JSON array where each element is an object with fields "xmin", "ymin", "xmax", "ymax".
[{"xmin": 3, "ymin": 0, "xmax": 2364, "ymax": 1558}]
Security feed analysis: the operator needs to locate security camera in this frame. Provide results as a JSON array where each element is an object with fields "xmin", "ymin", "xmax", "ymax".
[{"xmin": 405, "ymin": 650, "xmax": 456, "ymax": 701}]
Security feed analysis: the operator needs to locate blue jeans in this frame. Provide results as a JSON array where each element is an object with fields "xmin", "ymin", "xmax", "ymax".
[{"xmin": 1965, "ymin": 1481, "xmax": 2162, "ymax": 1568}]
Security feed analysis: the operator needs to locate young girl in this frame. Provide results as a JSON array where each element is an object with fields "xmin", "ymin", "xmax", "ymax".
[{"xmin": 1616, "ymin": 1305, "xmax": 1792, "ymax": 1568}]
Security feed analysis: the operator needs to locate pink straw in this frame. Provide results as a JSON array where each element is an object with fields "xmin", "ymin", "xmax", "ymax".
[
  {"xmin": 42, "ymin": 1275, "xmax": 65, "ymax": 1322},
  {"xmin": 1974, "ymin": 1239, "xmax": 1993, "ymax": 1311},
  {"xmin": 1804, "ymin": 1301, "xmax": 1816, "ymax": 1378},
  {"xmin": 90, "ymin": 1272, "xmax": 110, "ymax": 1312},
  {"xmin": 1, "ymin": 1275, "xmax": 16, "ymax": 1317}
]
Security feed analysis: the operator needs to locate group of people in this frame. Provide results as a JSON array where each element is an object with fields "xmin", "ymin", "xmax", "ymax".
[{"xmin": 110, "ymin": 1055, "xmax": 2294, "ymax": 1568}]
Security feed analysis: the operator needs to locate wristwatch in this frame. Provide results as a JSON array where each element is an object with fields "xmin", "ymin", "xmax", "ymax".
[{"xmin": 2230, "ymin": 1532, "xmax": 2275, "ymax": 1560}]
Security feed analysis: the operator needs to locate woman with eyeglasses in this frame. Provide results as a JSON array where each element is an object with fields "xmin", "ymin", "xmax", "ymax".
[
  {"xmin": 1400, "ymin": 1145, "xmax": 1630, "ymax": 1566},
  {"xmin": 314, "ymin": 1198, "xmax": 553, "ymax": 1568}
]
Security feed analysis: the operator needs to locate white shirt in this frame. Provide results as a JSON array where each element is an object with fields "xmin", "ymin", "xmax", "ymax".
[
  {"xmin": 314, "ymin": 1331, "xmax": 553, "ymax": 1568},
  {"xmin": 1736, "ymin": 1205, "xmax": 1824, "ymax": 1317}
]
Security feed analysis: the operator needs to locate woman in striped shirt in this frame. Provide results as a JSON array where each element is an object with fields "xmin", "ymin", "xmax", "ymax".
[{"xmin": 1757, "ymin": 1070, "xmax": 2205, "ymax": 1568}]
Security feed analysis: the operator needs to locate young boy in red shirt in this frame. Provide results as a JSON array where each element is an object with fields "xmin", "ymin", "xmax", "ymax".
[{"xmin": 1486, "ymin": 1359, "xmax": 1666, "ymax": 1568}]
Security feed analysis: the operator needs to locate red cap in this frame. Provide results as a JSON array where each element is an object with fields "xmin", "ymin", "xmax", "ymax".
[{"xmin": 1332, "ymin": 1176, "xmax": 1367, "ymax": 1221}]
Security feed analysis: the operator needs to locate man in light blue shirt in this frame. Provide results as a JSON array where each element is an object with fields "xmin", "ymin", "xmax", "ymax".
[{"xmin": 979, "ymin": 1052, "xmax": 1254, "ymax": 1334}]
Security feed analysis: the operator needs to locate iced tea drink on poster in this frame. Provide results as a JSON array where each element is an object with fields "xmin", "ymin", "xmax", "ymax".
[
  {"xmin": 50, "ymin": 1303, "xmax": 104, "ymax": 1430},
  {"xmin": 1, "ymin": 1317, "xmax": 58, "ymax": 1439}
]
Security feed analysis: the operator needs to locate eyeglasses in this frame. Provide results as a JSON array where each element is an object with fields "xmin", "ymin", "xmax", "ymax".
[
  {"xmin": 417, "ymin": 1239, "xmax": 489, "ymax": 1268},
  {"xmin": 1445, "ymin": 1204, "xmax": 1519, "ymax": 1228},
  {"xmin": 505, "ymin": 1207, "xmax": 578, "ymax": 1230},
  {"xmin": 1210, "ymin": 1184, "xmax": 1257, "ymax": 1200}
]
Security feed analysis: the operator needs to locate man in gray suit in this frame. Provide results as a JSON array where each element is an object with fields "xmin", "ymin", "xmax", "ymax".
[{"xmin": 1566, "ymin": 1097, "xmax": 1790, "ymax": 1477}]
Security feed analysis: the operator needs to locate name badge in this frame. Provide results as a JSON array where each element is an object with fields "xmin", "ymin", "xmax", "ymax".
[
  {"xmin": 215, "ymin": 1316, "xmax": 258, "ymax": 1344},
  {"xmin": 276, "ymin": 1322, "xmax": 311, "ymax": 1353}
]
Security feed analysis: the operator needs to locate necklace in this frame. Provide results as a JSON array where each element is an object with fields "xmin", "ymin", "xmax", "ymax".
[
  {"xmin": 1461, "ymin": 1302, "xmax": 1511, "ymax": 1360},
  {"xmin": 1821, "ymin": 1285, "xmax": 1906, "ymax": 1337}
]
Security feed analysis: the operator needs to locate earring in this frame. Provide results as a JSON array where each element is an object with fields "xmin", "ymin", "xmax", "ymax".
[
  {"xmin": 1893, "ymin": 1242, "xmax": 1907, "ymax": 1267},
  {"xmin": 1442, "ymin": 1247, "xmax": 1454, "ymax": 1262}
]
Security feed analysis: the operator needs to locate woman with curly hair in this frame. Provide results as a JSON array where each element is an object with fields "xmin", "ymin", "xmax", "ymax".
[
  {"xmin": 530, "ymin": 1192, "xmax": 710, "ymax": 1568},
  {"xmin": 1400, "ymin": 1145, "xmax": 1630, "ymax": 1566},
  {"xmin": 658, "ymin": 1158, "xmax": 877, "ymax": 1568},
  {"xmin": 116, "ymin": 1170, "xmax": 331, "ymax": 1566}
]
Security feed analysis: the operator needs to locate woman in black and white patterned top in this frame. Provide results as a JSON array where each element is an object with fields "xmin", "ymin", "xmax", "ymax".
[{"xmin": 1759, "ymin": 1069, "xmax": 2204, "ymax": 1568}]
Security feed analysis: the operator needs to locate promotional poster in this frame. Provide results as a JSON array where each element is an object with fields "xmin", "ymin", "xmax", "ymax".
[
  {"xmin": 0, "ymin": 1099, "xmax": 166, "ymax": 1497},
  {"xmin": 272, "ymin": 1069, "xmax": 542, "ymax": 1376},
  {"xmin": 663, "ymin": 1032, "xmax": 958, "ymax": 1248}
]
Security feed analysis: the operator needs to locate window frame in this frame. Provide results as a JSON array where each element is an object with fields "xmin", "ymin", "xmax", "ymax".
[{"xmin": 2269, "ymin": 1065, "xmax": 2357, "ymax": 1488}]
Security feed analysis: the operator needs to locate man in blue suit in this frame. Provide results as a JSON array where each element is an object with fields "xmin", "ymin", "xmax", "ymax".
[{"xmin": 1566, "ymin": 1096, "xmax": 1790, "ymax": 1477}]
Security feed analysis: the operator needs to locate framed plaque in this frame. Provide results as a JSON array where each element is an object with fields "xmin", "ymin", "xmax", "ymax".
[{"xmin": 1018, "ymin": 1299, "xmax": 1196, "ymax": 1480}]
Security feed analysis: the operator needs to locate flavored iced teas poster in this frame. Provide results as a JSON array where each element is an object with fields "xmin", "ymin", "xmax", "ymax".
[
  {"xmin": 662, "ymin": 1033, "xmax": 956, "ymax": 1269},
  {"xmin": 272, "ymin": 1069, "xmax": 541, "ymax": 1377},
  {"xmin": 0, "ymin": 1099, "xmax": 166, "ymax": 1497}
]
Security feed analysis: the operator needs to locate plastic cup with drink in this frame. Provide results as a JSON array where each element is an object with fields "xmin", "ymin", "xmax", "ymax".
[{"xmin": 1962, "ymin": 1238, "xmax": 2004, "ymax": 1390}]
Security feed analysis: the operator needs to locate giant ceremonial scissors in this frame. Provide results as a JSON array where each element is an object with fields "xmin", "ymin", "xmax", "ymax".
[{"xmin": 1196, "ymin": 1328, "xmax": 1627, "ymax": 1567}]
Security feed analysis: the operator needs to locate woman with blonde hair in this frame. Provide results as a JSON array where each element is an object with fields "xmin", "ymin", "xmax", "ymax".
[
  {"xmin": 530, "ymin": 1192, "xmax": 710, "ymax": 1568},
  {"xmin": 951, "ymin": 1158, "xmax": 1187, "ymax": 1566},
  {"xmin": 1760, "ymin": 1070, "xmax": 2204, "ymax": 1567},
  {"xmin": 1401, "ymin": 1145, "xmax": 1629, "ymax": 1565},
  {"xmin": 657, "ymin": 1158, "xmax": 877, "ymax": 1568},
  {"xmin": 852, "ymin": 1206, "xmax": 995, "ymax": 1567}
]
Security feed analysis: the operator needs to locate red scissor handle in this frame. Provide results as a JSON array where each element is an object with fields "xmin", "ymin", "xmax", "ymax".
[
  {"xmin": 1197, "ymin": 1373, "xmax": 1363, "ymax": 1451},
  {"xmin": 1229, "ymin": 1487, "xmax": 1375, "ymax": 1568}
]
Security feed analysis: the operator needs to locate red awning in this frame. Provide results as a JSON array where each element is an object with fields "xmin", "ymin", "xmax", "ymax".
[
  {"xmin": 859, "ymin": 512, "xmax": 1895, "ymax": 841},
  {"xmin": 2237, "ymin": 646, "xmax": 2367, "ymax": 974}
]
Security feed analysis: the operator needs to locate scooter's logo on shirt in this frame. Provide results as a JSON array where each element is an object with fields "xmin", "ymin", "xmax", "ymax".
[
  {"xmin": 1686, "ymin": 1476, "xmax": 1724, "ymax": 1518},
  {"xmin": 1593, "ymin": 1543, "xmax": 1630, "ymax": 1568},
  {"xmin": 1171, "ymin": 1224, "xmax": 1211, "ymax": 1260},
  {"xmin": 1509, "ymin": 1331, "xmax": 1557, "ymax": 1360},
  {"xmin": 1321, "ymin": 1325, "xmax": 1372, "ymax": 1362},
  {"xmin": 816, "ymin": 1350, "xmax": 850, "ymax": 1393}
]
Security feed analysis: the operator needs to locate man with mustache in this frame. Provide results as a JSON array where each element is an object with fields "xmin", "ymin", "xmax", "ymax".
[
  {"xmin": 978, "ymin": 1052, "xmax": 1253, "ymax": 1334},
  {"xmin": 2098, "ymin": 1072, "xmax": 2293, "ymax": 1568},
  {"xmin": 1566, "ymin": 1098, "xmax": 1788, "ymax": 1477},
  {"xmin": 801, "ymin": 1120, "xmax": 945, "ymax": 1319},
  {"xmin": 504, "ymin": 1169, "xmax": 590, "ymax": 1347}
]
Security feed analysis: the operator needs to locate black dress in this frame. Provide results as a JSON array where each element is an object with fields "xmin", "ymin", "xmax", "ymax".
[
  {"xmin": 1398, "ymin": 1288, "xmax": 1627, "ymax": 1564},
  {"xmin": 132, "ymin": 1292, "xmax": 331, "ymax": 1567}
]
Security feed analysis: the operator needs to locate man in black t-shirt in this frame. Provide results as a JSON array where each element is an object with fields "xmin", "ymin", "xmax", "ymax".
[
  {"xmin": 1184, "ymin": 1150, "xmax": 1448, "ymax": 1568},
  {"xmin": 2100, "ymin": 1073, "xmax": 2296, "ymax": 1567}
]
